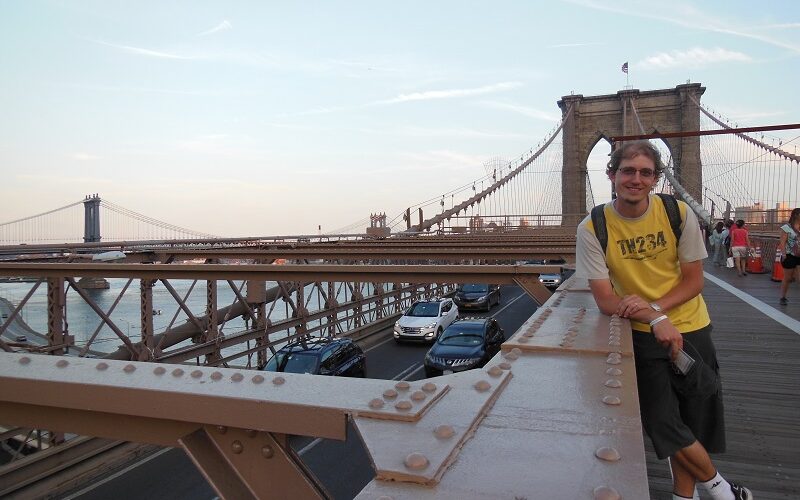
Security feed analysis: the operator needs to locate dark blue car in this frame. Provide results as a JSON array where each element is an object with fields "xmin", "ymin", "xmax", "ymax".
[
  {"xmin": 423, "ymin": 318, "xmax": 505, "ymax": 377},
  {"xmin": 453, "ymin": 284, "xmax": 501, "ymax": 312},
  {"xmin": 264, "ymin": 337, "xmax": 366, "ymax": 377}
]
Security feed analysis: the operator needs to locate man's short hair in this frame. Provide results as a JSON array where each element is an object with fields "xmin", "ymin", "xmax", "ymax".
[{"xmin": 606, "ymin": 140, "xmax": 665, "ymax": 180}]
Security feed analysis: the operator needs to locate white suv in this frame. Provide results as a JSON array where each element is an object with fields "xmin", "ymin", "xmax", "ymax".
[{"xmin": 393, "ymin": 299, "xmax": 459, "ymax": 343}]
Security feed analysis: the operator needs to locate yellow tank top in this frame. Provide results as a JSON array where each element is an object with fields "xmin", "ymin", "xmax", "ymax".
[{"xmin": 590, "ymin": 196, "xmax": 710, "ymax": 333}]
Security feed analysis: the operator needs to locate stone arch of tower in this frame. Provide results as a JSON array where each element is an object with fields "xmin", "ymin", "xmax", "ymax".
[{"xmin": 558, "ymin": 83, "xmax": 705, "ymax": 224}]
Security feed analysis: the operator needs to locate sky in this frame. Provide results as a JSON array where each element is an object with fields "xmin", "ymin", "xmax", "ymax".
[{"xmin": 1, "ymin": 0, "xmax": 799, "ymax": 237}]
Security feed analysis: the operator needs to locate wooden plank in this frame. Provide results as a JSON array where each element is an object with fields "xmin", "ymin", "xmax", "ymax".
[{"xmin": 645, "ymin": 261, "xmax": 800, "ymax": 499}]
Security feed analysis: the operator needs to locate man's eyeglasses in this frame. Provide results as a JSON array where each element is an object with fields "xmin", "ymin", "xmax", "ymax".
[{"xmin": 618, "ymin": 167, "xmax": 656, "ymax": 178}]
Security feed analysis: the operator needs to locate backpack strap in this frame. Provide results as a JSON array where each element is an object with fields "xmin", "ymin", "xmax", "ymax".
[
  {"xmin": 590, "ymin": 195, "xmax": 683, "ymax": 256},
  {"xmin": 590, "ymin": 204, "xmax": 609, "ymax": 255},
  {"xmin": 655, "ymin": 193, "xmax": 683, "ymax": 244}
]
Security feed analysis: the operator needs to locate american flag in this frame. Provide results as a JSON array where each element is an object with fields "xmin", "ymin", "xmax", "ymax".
[{"xmin": 621, "ymin": 62, "xmax": 629, "ymax": 74}]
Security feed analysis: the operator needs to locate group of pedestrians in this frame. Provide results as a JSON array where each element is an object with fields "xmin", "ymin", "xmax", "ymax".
[
  {"xmin": 707, "ymin": 209, "xmax": 800, "ymax": 306},
  {"xmin": 707, "ymin": 219, "xmax": 751, "ymax": 276}
]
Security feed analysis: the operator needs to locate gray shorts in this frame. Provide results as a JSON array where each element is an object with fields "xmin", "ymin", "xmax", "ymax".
[
  {"xmin": 731, "ymin": 246, "xmax": 747, "ymax": 258},
  {"xmin": 632, "ymin": 324, "xmax": 726, "ymax": 459}
]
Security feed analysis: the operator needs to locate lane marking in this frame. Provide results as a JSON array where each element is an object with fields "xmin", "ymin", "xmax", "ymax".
[
  {"xmin": 392, "ymin": 362, "xmax": 421, "ymax": 380},
  {"xmin": 401, "ymin": 364, "xmax": 425, "ymax": 380},
  {"xmin": 704, "ymin": 272, "xmax": 800, "ymax": 334},
  {"xmin": 365, "ymin": 335, "xmax": 395, "ymax": 352},
  {"xmin": 490, "ymin": 291, "xmax": 529, "ymax": 317},
  {"xmin": 66, "ymin": 447, "xmax": 171, "ymax": 499}
]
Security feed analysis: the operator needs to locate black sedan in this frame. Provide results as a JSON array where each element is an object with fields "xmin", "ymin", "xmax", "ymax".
[
  {"xmin": 263, "ymin": 337, "xmax": 366, "ymax": 377},
  {"xmin": 424, "ymin": 318, "xmax": 505, "ymax": 377},
  {"xmin": 453, "ymin": 284, "xmax": 501, "ymax": 312}
]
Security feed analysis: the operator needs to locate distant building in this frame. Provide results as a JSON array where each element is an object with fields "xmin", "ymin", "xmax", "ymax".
[
  {"xmin": 766, "ymin": 202, "xmax": 792, "ymax": 225},
  {"xmin": 734, "ymin": 202, "xmax": 765, "ymax": 224}
]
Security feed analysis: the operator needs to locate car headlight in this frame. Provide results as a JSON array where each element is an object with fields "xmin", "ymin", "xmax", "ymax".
[
  {"xmin": 475, "ymin": 295, "xmax": 487, "ymax": 302},
  {"xmin": 423, "ymin": 322, "xmax": 437, "ymax": 329}
]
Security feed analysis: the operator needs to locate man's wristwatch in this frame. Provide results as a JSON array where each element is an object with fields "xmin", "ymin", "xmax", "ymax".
[{"xmin": 649, "ymin": 302, "xmax": 662, "ymax": 312}]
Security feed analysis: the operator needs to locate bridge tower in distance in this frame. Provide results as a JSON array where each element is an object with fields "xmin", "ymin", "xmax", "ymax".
[{"xmin": 83, "ymin": 194, "xmax": 101, "ymax": 243}]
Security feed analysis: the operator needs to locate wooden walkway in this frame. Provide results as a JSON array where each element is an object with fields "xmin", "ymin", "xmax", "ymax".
[{"xmin": 646, "ymin": 261, "xmax": 800, "ymax": 499}]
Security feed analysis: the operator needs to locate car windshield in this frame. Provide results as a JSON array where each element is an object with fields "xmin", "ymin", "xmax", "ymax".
[
  {"xmin": 438, "ymin": 331, "xmax": 484, "ymax": 346},
  {"xmin": 460, "ymin": 284, "xmax": 488, "ymax": 293},
  {"xmin": 265, "ymin": 352, "xmax": 319, "ymax": 374},
  {"xmin": 405, "ymin": 302, "xmax": 440, "ymax": 317}
]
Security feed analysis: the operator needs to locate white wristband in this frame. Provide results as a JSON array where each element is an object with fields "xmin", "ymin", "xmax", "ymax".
[{"xmin": 649, "ymin": 314, "xmax": 669, "ymax": 328}]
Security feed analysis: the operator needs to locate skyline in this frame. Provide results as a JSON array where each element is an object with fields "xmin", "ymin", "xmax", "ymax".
[{"xmin": 1, "ymin": 1, "xmax": 799, "ymax": 236}]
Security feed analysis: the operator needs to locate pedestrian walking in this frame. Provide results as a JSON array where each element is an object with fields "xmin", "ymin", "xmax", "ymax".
[
  {"xmin": 778, "ymin": 207, "xmax": 800, "ymax": 305},
  {"xmin": 708, "ymin": 221, "xmax": 728, "ymax": 267},
  {"xmin": 729, "ymin": 220, "xmax": 750, "ymax": 277}
]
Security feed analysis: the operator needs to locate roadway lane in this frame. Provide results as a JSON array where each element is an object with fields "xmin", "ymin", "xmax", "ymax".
[{"xmin": 65, "ymin": 285, "xmax": 540, "ymax": 500}]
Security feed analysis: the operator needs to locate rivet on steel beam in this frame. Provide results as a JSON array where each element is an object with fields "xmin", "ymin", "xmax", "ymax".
[
  {"xmin": 172, "ymin": 368, "xmax": 184, "ymax": 377},
  {"xmin": 272, "ymin": 376, "xmax": 285, "ymax": 386},
  {"xmin": 245, "ymin": 429, "xmax": 257, "ymax": 438},
  {"xmin": 369, "ymin": 398, "xmax": 385, "ymax": 409},
  {"xmin": 609, "ymin": 340, "xmax": 620, "ymax": 346},
  {"xmin": 231, "ymin": 373, "xmax": 244, "ymax": 382},
  {"xmin": 404, "ymin": 452, "xmax": 429, "ymax": 471},
  {"xmin": 595, "ymin": 447, "xmax": 621, "ymax": 462},
  {"xmin": 211, "ymin": 371, "xmax": 223, "ymax": 381},
  {"xmin": 503, "ymin": 351, "xmax": 518, "ymax": 361},
  {"xmin": 56, "ymin": 359, "xmax": 69, "ymax": 368},
  {"xmin": 261, "ymin": 445, "xmax": 274, "ymax": 459},
  {"xmin": 231, "ymin": 440, "xmax": 243, "ymax": 454},
  {"xmin": 510, "ymin": 347, "xmax": 521, "ymax": 356},
  {"xmin": 593, "ymin": 485, "xmax": 621, "ymax": 500},
  {"xmin": 411, "ymin": 390, "xmax": 426, "ymax": 401},
  {"xmin": 606, "ymin": 357, "xmax": 621, "ymax": 365},
  {"xmin": 433, "ymin": 425, "xmax": 455, "ymax": 439},
  {"xmin": 522, "ymin": 331, "xmax": 534, "ymax": 338},
  {"xmin": 19, "ymin": 356, "xmax": 31, "ymax": 365},
  {"xmin": 191, "ymin": 370, "xmax": 203, "ymax": 379},
  {"xmin": 487, "ymin": 366, "xmax": 503, "ymax": 377},
  {"xmin": 604, "ymin": 379, "xmax": 622, "ymax": 388},
  {"xmin": 123, "ymin": 364, "xmax": 136, "ymax": 373},
  {"xmin": 394, "ymin": 381, "xmax": 410, "ymax": 391},
  {"xmin": 252, "ymin": 375, "xmax": 264, "ymax": 384},
  {"xmin": 395, "ymin": 400, "xmax": 412, "ymax": 411},
  {"xmin": 499, "ymin": 361, "xmax": 512, "ymax": 370},
  {"xmin": 421, "ymin": 382, "xmax": 437, "ymax": 393},
  {"xmin": 217, "ymin": 426, "xmax": 227, "ymax": 434},
  {"xmin": 383, "ymin": 389, "xmax": 398, "ymax": 400},
  {"xmin": 96, "ymin": 362, "xmax": 109, "ymax": 371},
  {"xmin": 519, "ymin": 337, "xmax": 530, "ymax": 343},
  {"xmin": 606, "ymin": 367, "xmax": 623, "ymax": 376},
  {"xmin": 602, "ymin": 396, "xmax": 622, "ymax": 406},
  {"xmin": 153, "ymin": 366, "xmax": 166, "ymax": 375},
  {"xmin": 474, "ymin": 380, "xmax": 491, "ymax": 392}
]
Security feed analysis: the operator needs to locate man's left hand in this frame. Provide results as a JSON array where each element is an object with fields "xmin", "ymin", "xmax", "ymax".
[{"xmin": 616, "ymin": 294, "xmax": 651, "ymax": 319}]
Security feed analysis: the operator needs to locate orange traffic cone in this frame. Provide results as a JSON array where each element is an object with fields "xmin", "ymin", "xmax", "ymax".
[
  {"xmin": 746, "ymin": 246, "xmax": 766, "ymax": 274},
  {"xmin": 771, "ymin": 250, "xmax": 785, "ymax": 282}
]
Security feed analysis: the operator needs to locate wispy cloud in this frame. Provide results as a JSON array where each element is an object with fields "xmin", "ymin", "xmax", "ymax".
[
  {"xmin": 72, "ymin": 153, "xmax": 100, "ymax": 161},
  {"xmin": 91, "ymin": 40, "xmax": 197, "ymax": 60},
  {"xmin": 197, "ymin": 20, "xmax": 232, "ymax": 36},
  {"xmin": 561, "ymin": 0, "xmax": 800, "ymax": 54},
  {"xmin": 398, "ymin": 126, "xmax": 528, "ymax": 139},
  {"xmin": 282, "ymin": 82, "xmax": 524, "ymax": 117},
  {"xmin": 378, "ymin": 82, "xmax": 522, "ymax": 104},
  {"xmin": 548, "ymin": 42, "xmax": 604, "ymax": 48},
  {"xmin": 638, "ymin": 47, "xmax": 752, "ymax": 69},
  {"xmin": 480, "ymin": 101, "xmax": 561, "ymax": 121}
]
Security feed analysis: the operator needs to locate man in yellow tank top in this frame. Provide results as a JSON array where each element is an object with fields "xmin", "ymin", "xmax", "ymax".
[{"xmin": 576, "ymin": 141, "xmax": 751, "ymax": 500}]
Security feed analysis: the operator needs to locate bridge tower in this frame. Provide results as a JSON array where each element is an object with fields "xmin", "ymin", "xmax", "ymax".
[
  {"xmin": 83, "ymin": 194, "xmax": 101, "ymax": 243},
  {"xmin": 558, "ymin": 83, "xmax": 705, "ymax": 223}
]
